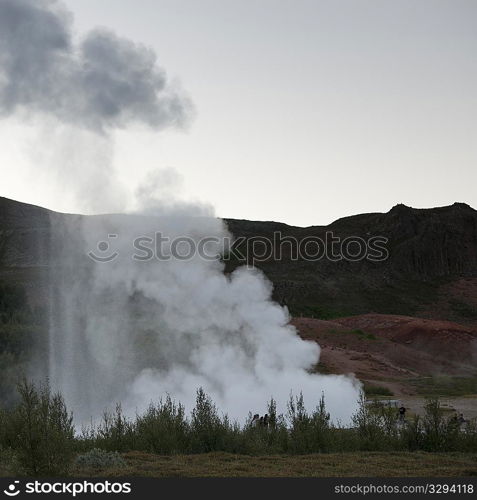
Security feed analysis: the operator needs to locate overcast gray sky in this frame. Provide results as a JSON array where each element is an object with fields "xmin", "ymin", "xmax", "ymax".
[{"xmin": 1, "ymin": 0, "xmax": 476, "ymax": 226}]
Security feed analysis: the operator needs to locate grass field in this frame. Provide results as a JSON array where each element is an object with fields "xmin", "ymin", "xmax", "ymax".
[
  {"xmin": 2, "ymin": 450, "xmax": 476, "ymax": 477},
  {"xmin": 409, "ymin": 377, "xmax": 477, "ymax": 398},
  {"xmin": 68, "ymin": 451, "xmax": 477, "ymax": 477}
]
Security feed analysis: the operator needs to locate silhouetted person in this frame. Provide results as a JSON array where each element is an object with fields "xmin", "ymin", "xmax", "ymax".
[
  {"xmin": 259, "ymin": 416, "xmax": 264, "ymax": 426},
  {"xmin": 398, "ymin": 406, "xmax": 406, "ymax": 422},
  {"xmin": 251, "ymin": 414, "xmax": 260, "ymax": 427},
  {"xmin": 458, "ymin": 413, "xmax": 466, "ymax": 425},
  {"xmin": 263, "ymin": 414, "xmax": 269, "ymax": 427}
]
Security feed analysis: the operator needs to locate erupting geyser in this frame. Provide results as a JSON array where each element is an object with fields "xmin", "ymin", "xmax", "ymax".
[
  {"xmin": 0, "ymin": 0, "xmax": 360, "ymax": 423},
  {"xmin": 48, "ymin": 211, "xmax": 360, "ymax": 423}
]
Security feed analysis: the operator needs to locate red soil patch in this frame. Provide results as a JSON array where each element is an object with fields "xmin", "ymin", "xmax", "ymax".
[{"xmin": 291, "ymin": 314, "xmax": 477, "ymax": 396}]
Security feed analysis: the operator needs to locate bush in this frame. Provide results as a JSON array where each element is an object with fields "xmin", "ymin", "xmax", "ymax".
[
  {"xmin": 93, "ymin": 404, "xmax": 135, "ymax": 452},
  {"xmin": 75, "ymin": 448, "xmax": 126, "ymax": 470},
  {"xmin": 11, "ymin": 379, "xmax": 74, "ymax": 475},
  {"xmin": 189, "ymin": 388, "xmax": 231, "ymax": 453},
  {"xmin": 240, "ymin": 398, "xmax": 287, "ymax": 455},
  {"xmin": 351, "ymin": 393, "xmax": 400, "ymax": 451},
  {"xmin": 401, "ymin": 415, "xmax": 424, "ymax": 451},
  {"xmin": 135, "ymin": 396, "xmax": 189, "ymax": 454},
  {"xmin": 421, "ymin": 398, "xmax": 459, "ymax": 451},
  {"xmin": 287, "ymin": 392, "xmax": 333, "ymax": 454}
]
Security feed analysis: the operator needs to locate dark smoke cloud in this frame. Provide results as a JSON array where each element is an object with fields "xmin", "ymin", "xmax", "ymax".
[{"xmin": 0, "ymin": 0, "xmax": 191, "ymax": 132}]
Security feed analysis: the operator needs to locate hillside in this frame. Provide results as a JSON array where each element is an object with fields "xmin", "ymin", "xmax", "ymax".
[
  {"xmin": 225, "ymin": 202, "xmax": 477, "ymax": 323},
  {"xmin": 1, "ymin": 196, "xmax": 477, "ymax": 323}
]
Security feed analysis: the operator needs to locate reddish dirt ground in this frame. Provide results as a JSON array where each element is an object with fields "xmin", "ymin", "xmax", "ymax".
[
  {"xmin": 292, "ymin": 314, "xmax": 477, "ymax": 396},
  {"xmin": 292, "ymin": 313, "xmax": 477, "ymax": 418}
]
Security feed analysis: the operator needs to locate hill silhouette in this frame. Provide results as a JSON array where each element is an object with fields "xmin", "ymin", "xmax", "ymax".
[{"xmin": 1, "ymin": 197, "xmax": 476, "ymax": 323}]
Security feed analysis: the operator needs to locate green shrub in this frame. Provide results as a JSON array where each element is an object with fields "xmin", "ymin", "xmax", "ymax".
[
  {"xmin": 351, "ymin": 393, "xmax": 399, "ymax": 451},
  {"xmin": 11, "ymin": 379, "xmax": 74, "ymax": 476},
  {"xmin": 287, "ymin": 393, "xmax": 320, "ymax": 453},
  {"xmin": 240, "ymin": 398, "xmax": 287, "ymax": 455},
  {"xmin": 287, "ymin": 393, "xmax": 332, "ymax": 454},
  {"xmin": 189, "ymin": 388, "xmax": 230, "ymax": 453},
  {"xmin": 94, "ymin": 404, "xmax": 135, "ymax": 452},
  {"xmin": 421, "ymin": 398, "xmax": 460, "ymax": 452},
  {"xmin": 135, "ymin": 396, "xmax": 188, "ymax": 454},
  {"xmin": 401, "ymin": 415, "xmax": 424, "ymax": 451}
]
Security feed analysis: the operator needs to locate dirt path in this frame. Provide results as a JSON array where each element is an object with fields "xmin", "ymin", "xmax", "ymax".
[{"xmin": 399, "ymin": 396, "xmax": 477, "ymax": 420}]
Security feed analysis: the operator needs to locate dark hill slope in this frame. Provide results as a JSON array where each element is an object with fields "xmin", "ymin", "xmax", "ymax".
[
  {"xmin": 224, "ymin": 203, "xmax": 477, "ymax": 321},
  {"xmin": 0, "ymin": 197, "xmax": 476, "ymax": 322}
]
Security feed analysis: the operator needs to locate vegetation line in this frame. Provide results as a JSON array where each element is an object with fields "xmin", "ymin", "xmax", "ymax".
[{"xmin": 1, "ymin": 380, "xmax": 476, "ymax": 476}]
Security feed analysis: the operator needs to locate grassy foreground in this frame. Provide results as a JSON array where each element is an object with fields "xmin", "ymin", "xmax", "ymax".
[
  {"xmin": 2, "ymin": 450, "xmax": 476, "ymax": 477},
  {"xmin": 70, "ymin": 451, "xmax": 477, "ymax": 477}
]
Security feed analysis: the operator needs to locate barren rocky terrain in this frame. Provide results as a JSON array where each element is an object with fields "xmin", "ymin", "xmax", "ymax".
[{"xmin": 293, "ymin": 314, "xmax": 477, "ymax": 417}]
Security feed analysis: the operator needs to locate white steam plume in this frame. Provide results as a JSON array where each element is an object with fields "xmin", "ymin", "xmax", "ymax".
[
  {"xmin": 0, "ymin": 0, "xmax": 192, "ymax": 212},
  {"xmin": 1, "ymin": 0, "xmax": 361, "ymax": 423},
  {"xmin": 49, "ymin": 207, "xmax": 360, "ymax": 424},
  {"xmin": 0, "ymin": 0, "xmax": 191, "ymax": 132}
]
